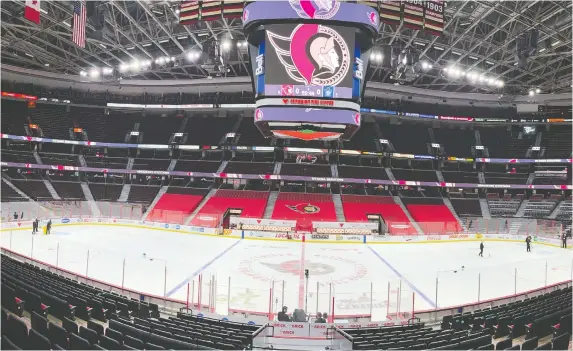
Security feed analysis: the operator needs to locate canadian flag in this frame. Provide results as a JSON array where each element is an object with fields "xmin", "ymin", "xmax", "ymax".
[{"xmin": 24, "ymin": 0, "xmax": 41, "ymax": 24}]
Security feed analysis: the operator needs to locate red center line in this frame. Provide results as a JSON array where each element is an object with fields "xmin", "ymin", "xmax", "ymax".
[{"xmin": 298, "ymin": 240, "xmax": 306, "ymax": 309}]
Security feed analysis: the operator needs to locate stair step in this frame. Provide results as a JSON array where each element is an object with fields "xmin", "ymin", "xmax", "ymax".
[
  {"xmin": 263, "ymin": 191, "xmax": 279, "ymax": 219},
  {"xmin": 80, "ymin": 183, "xmax": 101, "ymax": 217},
  {"xmin": 142, "ymin": 186, "xmax": 169, "ymax": 220},
  {"xmin": 43, "ymin": 180, "xmax": 61, "ymax": 200},
  {"xmin": 185, "ymin": 189, "xmax": 218, "ymax": 225},
  {"xmin": 393, "ymin": 196, "xmax": 423, "ymax": 235},
  {"xmin": 332, "ymin": 193, "xmax": 346, "ymax": 222},
  {"xmin": 118, "ymin": 184, "xmax": 132, "ymax": 202}
]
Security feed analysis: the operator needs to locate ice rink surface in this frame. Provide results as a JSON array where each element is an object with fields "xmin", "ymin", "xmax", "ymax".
[{"xmin": 2, "ymin": 225, "xmax": 571, "ymax": 321}]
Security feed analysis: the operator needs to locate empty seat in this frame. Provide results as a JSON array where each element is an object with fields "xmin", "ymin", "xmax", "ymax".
[
  {"xmin": 31, "ymin": 311, "xmax": 49, "ymax": 337},
  {"xmin": 105, "ymin": 328, "xmax": 123, "ymax": 344},
  {"xmin": 63, "ymin": 316, "xmax": 79, "ymax": 335},
  {"xmin": 48, "ymin": 322, "xmax": 69, "ymax": 349},
  {"xmin": 87, "ymin": 320, "xmax": 105, "ymax": 336},
  {"xmin": 100, "ymin": 335, "xmax": 121, "ymax": 350},
  {"xmin": 70, "ymin": 333, "xmax": 91, "ymax": 350},
  {"xmin": 124, "ymin": 335, "xmax": 145, "ymax": 349},
  {"xmin": 80, "ymin": 326, "xmax": 99, "ymax": 345},
  {"xmin": 29, "ymin": 328, "xmax": 51, "ymax": 350}
]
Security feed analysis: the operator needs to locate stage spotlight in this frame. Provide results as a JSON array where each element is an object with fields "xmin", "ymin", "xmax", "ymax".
[
  {"xmin": 131, "ymin": 60, "xmax": 141, "ymax": 70},
  {"xmin": 221, "ymin": 40, "xmax": 231, "ymax": 51},
  {"xmin": 496, "ymin": 80, "xmax": 504, "ymax": 87},
  {"xmin": 119, "ymin": 63, "xmax": 129, "ymax": 72},
  {"xmin": 79, "ymin": 70, "xmax": 87, "ymax": 77},
  {"xmin": 529, "ymin": 90, "xmax": 535, "ymax": 96},
  {"xmin": 535, "ymin": 88, "xmax": 541, "ymax": 94},
  {"xmin": 89, "ymin": 68, "xmax": 100, "ymax": 78},
  {"xmin": 102, "ymin": 67, "xmax": 113, "ymax": 75}
]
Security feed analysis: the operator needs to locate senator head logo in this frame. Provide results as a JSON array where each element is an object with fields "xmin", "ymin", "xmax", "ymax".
[
  {"xmin": 286, "ymin": 203, "xmax": 320, "ymax": 214},
  {"xmin": 289, "ymin": 0, "xmax": 341, "ymax": 20},
  {"xmin": 254, "ymin": 108, "xmax": 264, "ymax": 121},
  {"xmin": 267, "ymin": 24, "xmax": 350, "ymax": 87}
]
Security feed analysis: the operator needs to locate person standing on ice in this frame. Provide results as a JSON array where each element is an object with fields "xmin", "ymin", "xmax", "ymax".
[
  {"xmin": 562, "ymin": 234, "xmax": 567, "ymax": 249},
  {"xmin": 478, "ymin": 242, "xmax": 484, "ymax": 257},
  {"xmin": 526, "ymin": 236, "xmax": 531, "ymax": 252}
]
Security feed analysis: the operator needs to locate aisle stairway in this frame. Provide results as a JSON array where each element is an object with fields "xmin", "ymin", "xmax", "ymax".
[
  {"xmin": 332, "ymin": 193, "xmax": 346, "ymax": 222},
  {"xmin": 263, "ymin": 191, "xmax": 279, "ymax": 219},
  {"xmin": 141, "ymin": 186, "xmax": 168, "ymax": 220},
  {"xmin": 393, "ymin": 196, "xmax": 423, "ymax": 235},
  {"xmin": 185, "ymin": 188, "xmax": 218, "ymax": 225},
  {"xmin": 80, "ymin": 182, "xmax": 101, "ymax": 217}
]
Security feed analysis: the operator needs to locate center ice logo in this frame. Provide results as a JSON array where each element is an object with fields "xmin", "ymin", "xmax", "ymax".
[
  {"xmin": 262, "ymin": 260, "xmax": 335, "ymax": 276},
  {"xmin": 238, "ymin": 252, "xmax": 367, "ymax": 285}
]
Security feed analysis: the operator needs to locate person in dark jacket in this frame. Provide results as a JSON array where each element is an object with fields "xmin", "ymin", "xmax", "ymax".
[
  {"xmin": 478, "ymin": 242, "xmax": 484, "ymax": 257},
  {"xmin": 526, "ymin": 236, "xmax": 531, "ymax": 252},
  {"xmin": 20, "ymin": 212, "xmax": 24, "ymax": 219},
  {"xmin": 314, "ymin": 312, "xmax": 325, "ymax": 323},
  {"xmin": 46, "ymin": 219, "xmax": 52, "ymax": 234},
  {"xmin": 277, "ymin": 306, "xmax": 291, "ymax": 322},
  {"xmin": 32, "ymin": 219, "xmax": 37, "ymax": 234},
  {"xmin": 562, "ymin": 234, "xmax": 568, "ymax": 249},
  {"xmin": 13, "ymin": 212, "xmax": 18, "ymax": 220}
]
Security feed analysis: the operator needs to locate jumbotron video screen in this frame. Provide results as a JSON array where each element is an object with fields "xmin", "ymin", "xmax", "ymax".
[
  {"xmin": 263, "ymin": 23, "xmax": 356, "ymax": 100},
  {"xmin": 244, "ymin": 0, "xmax": 378, "ymax": 140}
]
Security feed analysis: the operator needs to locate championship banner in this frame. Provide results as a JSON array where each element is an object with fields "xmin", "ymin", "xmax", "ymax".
[
  {"xmin": 200, "ymin": 0, "xmax": 222, "ymax": 21},
  {"xmin": 379, "ymin": 1, "xmax": 402, "ymax": 25},
  {"xmin": 179, "ymin": 1, "xmax": 200, "ymax": 24},
  {"xmin": 221, "ymin": 0, "xmax": 243, "ymax": 19},
  {"xmin": 402, "ymin": 0, "xmax": 424, "ymax": 31},
  {"xmin": 424, "ymin": 0, "xmax": 445, "ymax": 36}
]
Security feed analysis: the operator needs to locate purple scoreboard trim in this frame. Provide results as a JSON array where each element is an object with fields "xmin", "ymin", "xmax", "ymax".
[
  {"xmin": 254, "ymin": 106, "xmax": 360, "ymax": 126},
  {"xmin": 264, "ymin": 84, "xmax": 353, "ymax": 99},
  {"xmin": 242, "ymin": 1, "xmax": 379, "ymax": 33}
]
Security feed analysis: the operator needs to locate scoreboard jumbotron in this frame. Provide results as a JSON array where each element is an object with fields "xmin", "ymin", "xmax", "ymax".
[{"xmin": 243, "ymin": 0, "xmax": 379, "ymax": 141}]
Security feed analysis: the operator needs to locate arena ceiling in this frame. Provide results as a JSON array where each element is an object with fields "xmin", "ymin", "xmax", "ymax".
[{"xmin": 1, "ymin": 1, "xmax": 572, "ymax": 96}]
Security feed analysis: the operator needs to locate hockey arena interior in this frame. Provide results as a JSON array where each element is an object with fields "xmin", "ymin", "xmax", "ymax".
[{"xmin": 1, "ymin": 1, "xmax": 572, "ymax": 350}]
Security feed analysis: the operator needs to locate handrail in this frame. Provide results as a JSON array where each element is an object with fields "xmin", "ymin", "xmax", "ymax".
[
  {"xmin": 2, "ymin": 133, "xmax": 572, "ymax": 164},
  {"xmin": 1, "ymin": 161, "xmax": 570, "ymax": 190}
]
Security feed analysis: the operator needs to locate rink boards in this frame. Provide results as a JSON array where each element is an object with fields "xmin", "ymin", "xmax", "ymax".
[
  {"xmin": 1, "ymin": 217, "xmax": 571, "ymax": 327},
  {"xmin": 1, "ymin": 217, "xmax": 567, "ymax": 248}
]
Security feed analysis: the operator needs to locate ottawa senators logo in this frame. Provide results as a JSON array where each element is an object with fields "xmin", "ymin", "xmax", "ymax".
[
  {"xmin": 267, "ymin": 24, "xmax": 350, "ymax": 87},
  {"xmin": 262, "ymin": 260, "xmax": 335, "ymax": 276},
  {"xmin": 286, "ymin": 203, "xmax": 320, "ymax": 214}
]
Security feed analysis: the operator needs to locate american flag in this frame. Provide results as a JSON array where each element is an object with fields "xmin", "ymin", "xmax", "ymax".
[{"xmin": 72, "ymin": 0, "xmax": 86, "ymax": 48}]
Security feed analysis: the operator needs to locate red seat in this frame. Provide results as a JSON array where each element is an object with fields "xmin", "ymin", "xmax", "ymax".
[
  {"xmin": 271, "ymin": 193, "xmax": 336, "ymax": 230},
  {"xmin": 147, "ymin": 193, "xmax": 205, "ymax": 224},
  {"xmin": 191, "ymin": 190, "xmax": 269, "ymax": 227},
  {"xmin": 405, "ymin": 204, "xmax": 462, "ymax": 234},
  {"xmin": 341, "ymin": 195, "xmax": 417, "ymax": 235}
]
